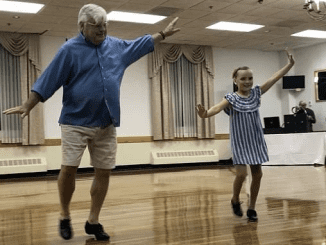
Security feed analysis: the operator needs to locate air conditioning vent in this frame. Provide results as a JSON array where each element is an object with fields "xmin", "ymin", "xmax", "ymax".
[
  {"xmin": 151, "ymin": 150, "xmax": 219, "ymax": 165},
  {"xmin": 0, "ymin": 158, "xmax": 47, "ymax": 175}
]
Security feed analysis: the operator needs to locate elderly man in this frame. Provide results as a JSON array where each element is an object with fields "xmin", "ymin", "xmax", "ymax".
[
  {"xmin": 296, "ymin": 101, "xmax": 316, "ymax": 132},
  {"xmin": 3, "ymin": 3, "xmax": 179, "ymax": 241}
]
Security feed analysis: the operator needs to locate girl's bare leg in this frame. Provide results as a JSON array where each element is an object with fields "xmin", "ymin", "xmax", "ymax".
[
  {"xmin": 248, "ymin": 165, "xmax": 263, "ymax": 210},
  {"xmin": 231, "ymin": 165, "xmax": 248, "ymax": 203}
]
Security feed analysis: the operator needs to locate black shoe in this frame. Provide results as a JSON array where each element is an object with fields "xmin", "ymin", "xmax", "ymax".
[
  {"xmin": 247, "ymin": 209, "xmax": 258, "ymax": 222},
  {"xmin": 231, "ymin": 201, "xmax": 243, "ymax": 217},
  {"xmin": 85, "ymin": 221, "xmax": 110, "ymax": 241},
  {"xmin": 59, "ymin": 219, "xmax": 73, "ymax": 240}
]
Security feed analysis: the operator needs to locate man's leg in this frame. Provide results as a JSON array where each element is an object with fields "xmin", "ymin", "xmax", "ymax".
[
  {"xmin": 58, "ymin": 165, "xmax": 78, "ymax": 240},
  {"xmin": 85, "ymin": 167, "xmax": 111, "ymax": 241},
  {"xmin": 58, "ymin": 165, "xmax": 78, "ymax": 219},
  {"xmin": 85, "ymin": 125, "xmax": 116, "ymax": 241},
  {"xmin": 88, "ymin": 168, "xmax": 111, "ymax": 224}
]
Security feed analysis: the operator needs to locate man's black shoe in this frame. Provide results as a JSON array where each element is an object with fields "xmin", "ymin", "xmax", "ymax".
[
  {"xmin": 59, "ymin": 219, "xmax": 73, "ymax": 240},
  {"xmin": 85, "ymin": 221, "xmax": 110, "ymax": 241}
]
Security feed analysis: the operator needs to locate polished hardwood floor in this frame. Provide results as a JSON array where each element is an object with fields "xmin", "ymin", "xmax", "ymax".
[{"xmin": 1, "ymin": 165, "xmax": 326, "ymax": 245}]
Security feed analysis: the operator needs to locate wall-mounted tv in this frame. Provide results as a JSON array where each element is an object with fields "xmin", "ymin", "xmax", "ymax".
[{"xmin": 282, "ymin": 75, "xmax": 305, "ymax": 90}]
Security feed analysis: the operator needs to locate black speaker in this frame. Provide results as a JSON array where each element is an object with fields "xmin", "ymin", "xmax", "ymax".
[
  {"xmin": 284, "ymin": 114, "xmax": 308, "ymax": 133},
  {"xmin": 284, "ymin": 114, "xmax": 296, "ymax": 133},
  {"xmin": 294, "ymin": 113, "xmax": 308, "ymax": 133}
]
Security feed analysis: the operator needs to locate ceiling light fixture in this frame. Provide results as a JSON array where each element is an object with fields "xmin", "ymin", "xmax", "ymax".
[
  {"xmin": 206, "ymin": 21, "xmax": 264, "ymax": 32},
  {"xmin": 303, "ymin": 0, "xmax": 326, "ymax": 21},
  {"xmin": 107, "ymin": 11, "xmax": 166, "ymax": 24},
  {"xmin": 0, "ymin": 1, "xmax": 44, "ymax": 14},
  {"xmin": 292, "ymin": 30, "xmax": 326, "ymax": 39}
]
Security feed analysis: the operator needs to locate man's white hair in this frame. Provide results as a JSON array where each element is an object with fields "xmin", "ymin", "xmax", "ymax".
[{"xmin": 77, "ymin": 4, "xmax": 107, "ymax": 31}]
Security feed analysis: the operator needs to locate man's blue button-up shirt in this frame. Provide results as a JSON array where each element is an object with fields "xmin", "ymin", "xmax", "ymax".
[{"xmin": 32, "ymin": 33, "xmax": 154, "ymax": 127}]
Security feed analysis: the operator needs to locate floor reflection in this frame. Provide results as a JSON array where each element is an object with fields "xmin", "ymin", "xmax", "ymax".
[
  {"xmin": 232, "ymin": 222, "xmax": 260, "ymax": 245},
  {"xmin": 266, "ymin": 197, "xmax": 319, "ymax": 222},
  {"xmin": 266, "ymin": 197, "xmax": 320, "ymax": 244},
  {"xmin": 153, "ymin": 189, "xmax": 219, "ymax": 244}
]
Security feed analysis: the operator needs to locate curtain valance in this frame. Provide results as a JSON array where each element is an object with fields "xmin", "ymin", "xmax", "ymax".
[
  {"xmin": 0, "ymin": 32, "xmax": 41, "ymax": 71},
  {"xmin": 149, "ymin": 44, "xmax": 214, "ymax": 79}
]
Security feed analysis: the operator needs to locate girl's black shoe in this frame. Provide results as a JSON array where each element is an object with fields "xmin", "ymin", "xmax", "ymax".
[
  {"xmin": 231, "ymin": 201, "xmax": 243, "ymax": 217},
  {"xmin": 59, "ymin": 219, "xmax": 73, "ymax": 240},
  {"xmin": 247, "ymin": 209, "xmax": 258, "ymax": 222}
]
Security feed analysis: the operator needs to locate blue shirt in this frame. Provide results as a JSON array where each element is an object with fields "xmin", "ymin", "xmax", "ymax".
[{"xmin": 32, "ymin": 33, "xmax": 154, "ymax": 127}]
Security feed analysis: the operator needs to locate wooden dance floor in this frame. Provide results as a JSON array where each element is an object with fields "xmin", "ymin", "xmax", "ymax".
[{"xmin": 0, "ymin": 165, "xmax": 326, "ymax": 244}]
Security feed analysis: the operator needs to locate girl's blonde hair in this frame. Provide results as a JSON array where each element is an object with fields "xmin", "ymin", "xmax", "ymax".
[{"xmin": 232, "ymin": 66, "xmax": 250, "ymax": 79}]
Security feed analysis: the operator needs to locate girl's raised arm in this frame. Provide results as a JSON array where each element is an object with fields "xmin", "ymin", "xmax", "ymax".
[
  {"xmin": 196, "ymin": 98, "xmax": 230, "ymax": 118},
  {"xmin": 260, "ymin": 49, "xmax": 295, "ymax": 95}
]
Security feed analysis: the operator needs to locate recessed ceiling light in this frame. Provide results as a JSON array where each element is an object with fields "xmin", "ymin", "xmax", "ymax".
[
  {"xmin": 292, "ymin": 30, "xmax": 326, "ymax": 39},
  {"xmin": 107, "ymin": 11, "xmax": 166, "ymax": 24},
  {"xmin": 206, "ymin": 21, "xmax": 264, "ymax": 32},
  {"xmin": 0, "ymin": 1, "xmax": 44, "ymax": 14}
]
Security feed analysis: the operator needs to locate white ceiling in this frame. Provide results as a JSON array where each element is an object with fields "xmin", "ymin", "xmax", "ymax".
[{"xmin": 1, "ymin": 0, "xmax": 326, "ymax": 51}]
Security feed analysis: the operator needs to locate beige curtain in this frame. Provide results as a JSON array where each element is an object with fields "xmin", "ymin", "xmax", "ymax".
[
  {"xmin": 149, "ymin": 44, "xmax": 215, "ymax": 140},
  {"xmin": 0, "ymin": 32, "xmax": 44, "ymax": 145}
]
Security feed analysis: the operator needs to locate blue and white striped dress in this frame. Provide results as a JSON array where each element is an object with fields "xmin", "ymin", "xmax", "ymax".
[{"xmin": 225, "ymin": 85, "xmax": 269, "ymax": 165}]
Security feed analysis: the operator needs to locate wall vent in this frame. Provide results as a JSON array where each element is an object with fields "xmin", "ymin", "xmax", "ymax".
[
  {"xmin": 151, "ymin": 150, "xmax": 219, "ymax": 165},
  {"xmin": 0, "ymin": 158, "xmax": 47, "ymax": 175}
]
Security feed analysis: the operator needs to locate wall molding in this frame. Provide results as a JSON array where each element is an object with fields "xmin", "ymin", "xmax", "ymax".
[{"xmin": 0, "ymin": 134, "xmax": 230, "ymax": 147}]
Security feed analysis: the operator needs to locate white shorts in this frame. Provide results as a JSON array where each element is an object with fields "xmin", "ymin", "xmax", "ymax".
[{"xmin": 61, "ymin": 124, "xmax": 117, "ymax": 169}]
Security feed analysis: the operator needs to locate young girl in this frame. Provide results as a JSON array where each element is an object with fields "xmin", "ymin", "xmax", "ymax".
[{"xmin": 196, "ymin": 50, "xmax": 294, "ymax": 222}]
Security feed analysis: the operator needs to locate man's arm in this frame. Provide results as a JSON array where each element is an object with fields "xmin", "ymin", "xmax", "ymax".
[
  {"xmin": 3, "ymin": 92, "xmax": 42, "ymax": 119},
  {"xmin": 152, "ymin": 17, "xmax": 180, "ymax": 46},
  {"xmin": 308, "ymin": 109, "xmax": 316, "ymax": 123}
]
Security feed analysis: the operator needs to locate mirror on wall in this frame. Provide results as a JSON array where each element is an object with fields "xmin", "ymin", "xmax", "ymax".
[{"xmin": 314, "ymin": 69, "xmax": 326, "ymax": 102}]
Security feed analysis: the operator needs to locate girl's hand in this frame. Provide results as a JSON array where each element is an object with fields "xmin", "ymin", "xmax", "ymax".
[
  {"xmin": 196, "ymin": 104, "xmax": 208, "ymax": 118},
  {"xmin": 285, "ymin": 48, "xmax": 295, "ymax": 65}
]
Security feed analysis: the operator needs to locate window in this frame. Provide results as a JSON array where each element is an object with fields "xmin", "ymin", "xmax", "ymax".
[{"xmin": 169, "ymin": 55, "xmax": 197, "ymax": 138}]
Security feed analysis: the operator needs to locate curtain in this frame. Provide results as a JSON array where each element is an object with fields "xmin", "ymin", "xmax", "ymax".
[
  {"xmin": 0, "ymin": 45, "xmax": 22, "ymax": 143},
  {"xmin": 0, "ymin": 32, "xmax": 44, "ymax": 145},
  {"xmin": 149, "ymin": 44, "xmax": 215, "ymax": 140}
]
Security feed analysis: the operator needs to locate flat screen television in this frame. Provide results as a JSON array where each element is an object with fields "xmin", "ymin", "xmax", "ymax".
[{"xmin": 282, "ymin": 75, "xmax": 305, "ymax": 90}]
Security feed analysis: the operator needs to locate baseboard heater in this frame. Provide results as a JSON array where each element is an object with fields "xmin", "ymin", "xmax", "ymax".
[
  {"xmin": 151, "ymin": 149, "xmax": 219, "ymax": 165},
  {"xmin": 0, "ymin": 158, "xmax": 47, "ymax": 175}
]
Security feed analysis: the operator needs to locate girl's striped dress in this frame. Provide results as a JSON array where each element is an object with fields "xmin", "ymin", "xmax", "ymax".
[{"xmin": 225, "ymin": 85, "xmax": 269, "ymax": 165}]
